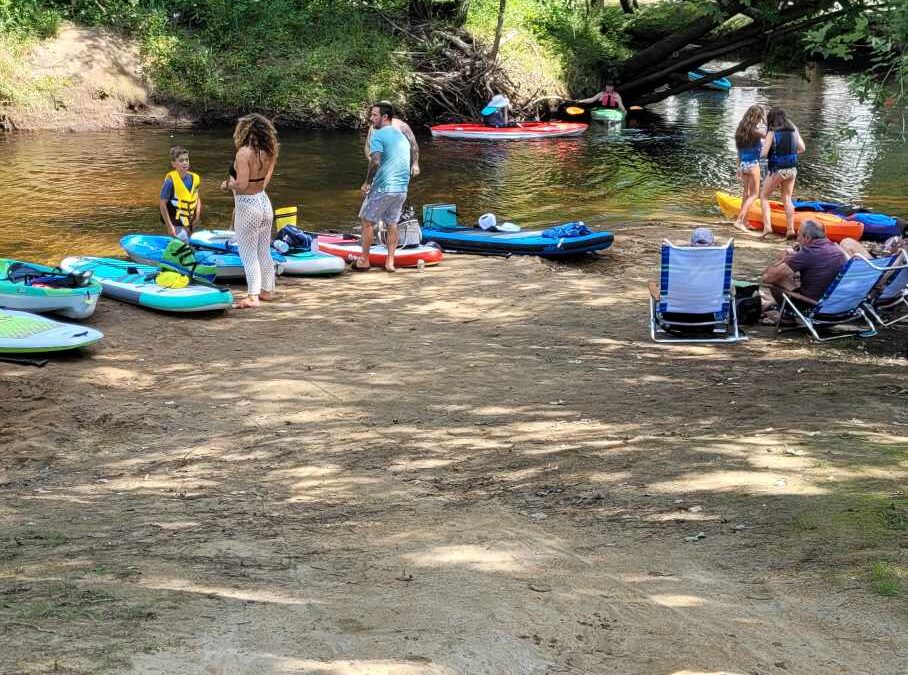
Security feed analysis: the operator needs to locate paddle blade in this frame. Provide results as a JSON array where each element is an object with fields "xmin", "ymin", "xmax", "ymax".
[{"xmin": 565, "ymin": 106, "xmax": 584, "ymax": 116}]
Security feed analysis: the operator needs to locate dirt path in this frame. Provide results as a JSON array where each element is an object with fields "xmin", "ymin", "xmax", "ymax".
[{"xmin": 2, "ymin": 223, "xmax": 907, "ymax": 674}]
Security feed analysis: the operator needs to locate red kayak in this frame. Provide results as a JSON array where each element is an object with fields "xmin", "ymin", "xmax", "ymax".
[
  {"xmin": 430, "ymin": 122, "xmax": 587, "ymax": 141},
  {"xmin": 316, "ymin": 235, "xmax": 443, "ymax": 268}
]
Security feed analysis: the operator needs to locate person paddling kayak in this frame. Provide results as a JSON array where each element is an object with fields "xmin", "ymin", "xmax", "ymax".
[
  {"xmin": 481, "ymin": 94, "xmax": 514, "ymax": 127},
  {"xmin": 578, "ymin": 82, "xmax": 626, "ymax": 114}
]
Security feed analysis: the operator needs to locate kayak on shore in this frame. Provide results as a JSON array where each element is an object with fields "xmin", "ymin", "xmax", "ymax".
[
  {"xmin": 793, "ymin": 200, "xmax": 907, "ymax": 241},
  {"xmin": 715, "ymin": 191, "xmax": 864, "ymax": 242},
  {"xmin": 430, "ymin": 122, "xmax": 587, "ymax": 141},
  {"xmin": 421, "ymin": 204, "xmax": 614, "ymax": 258}
]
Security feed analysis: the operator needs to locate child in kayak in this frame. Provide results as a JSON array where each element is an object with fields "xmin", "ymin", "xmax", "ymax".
[
  {"xmin": 159, "ymin": 146, "xmax": 201, "ymax": 242},
  {"xmin": 579, "ymin": 83, "xmax": 627, "ymax": 114}
]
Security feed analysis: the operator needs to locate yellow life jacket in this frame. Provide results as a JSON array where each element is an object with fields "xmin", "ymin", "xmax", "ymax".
[{"xmin": 165, "ymin": 170, "xmax": 200, "ymax": 227}]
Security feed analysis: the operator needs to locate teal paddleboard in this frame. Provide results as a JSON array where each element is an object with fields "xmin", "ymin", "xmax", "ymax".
[
  {"xmin": 0, "ymin": 309, "xmax": 103, "ymax": 353},
  {"xmin": 60, "ymin": 257, "xmax": 233, "ymax": 313}
]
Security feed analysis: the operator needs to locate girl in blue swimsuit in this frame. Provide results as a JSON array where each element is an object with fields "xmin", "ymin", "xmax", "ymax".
[{"xmin": 733, "ymin": 105, "xmax": 766, "ymax": 232}]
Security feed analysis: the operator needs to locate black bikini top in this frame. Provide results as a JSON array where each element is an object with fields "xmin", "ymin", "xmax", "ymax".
[{"xmin": 228, "ymin": 162, "xmax": 265, "ymax": 182}]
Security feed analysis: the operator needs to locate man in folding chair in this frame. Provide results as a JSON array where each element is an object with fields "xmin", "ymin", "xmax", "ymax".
[
  {"xmin": 649, "ymin": 233, "xmax": 745, "ymax": 343},
  {"xmin": 763, "ymin": 220, "xmax": 901, "ymax": 340},
  {"xmin": 761, "ymin": 220, "xmax": 846, "ymax": 316}
]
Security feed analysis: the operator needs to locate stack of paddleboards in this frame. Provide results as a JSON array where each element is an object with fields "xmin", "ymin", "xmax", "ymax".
[
  {"xmin": 191, "ymin": 230, "xmax": 345, "ymax": 276},
  {"xmin": 122, "ymin": 234, "xmax": 251, "ymax": 279},
  {"xmin": 792, "ymin": 200, "xmax": 907, "ymax": 241},
  {"xmin": 715, "ymin": 191, "xmax": 863, "ymax": 242},
  {"xmin": 61, "ymin": 257, "xmax": 233, "ymax": 313}
]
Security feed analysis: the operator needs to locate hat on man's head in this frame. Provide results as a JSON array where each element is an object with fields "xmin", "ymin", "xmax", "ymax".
[
  {"xmin": 690, "ymin": 227, "xmax": 716, "ymax": 246},
  {"xmin": 481, "ymin": 94, "xmax": 510, "ymax": 116}
]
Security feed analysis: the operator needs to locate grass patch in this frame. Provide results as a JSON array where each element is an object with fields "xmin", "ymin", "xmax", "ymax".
[
  {"xmin": 870, "ymin": 561, "xmax": 905, "ymax": 596},
  {"xmin": 790, "ymin": 493, "xmax": 908, "ymax": 544},
  {"xmin": 5, "ymin": 581, "xmax": 158, "ymax": 622},
  {"xmin": 139, "ymin": 3, "xmax": 409, "ymax": 125}
]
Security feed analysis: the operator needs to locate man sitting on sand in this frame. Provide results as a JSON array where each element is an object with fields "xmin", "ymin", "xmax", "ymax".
[{"xmin": 761, "ymin": 220, "xmax": 846, "ymax": 309}]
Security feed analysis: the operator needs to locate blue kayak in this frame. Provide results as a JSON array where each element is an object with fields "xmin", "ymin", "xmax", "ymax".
[
  {"xmin": 688, "ymin": 68, "xmax": 731, "ymax": 91},
  {"xmin": 421, "ymin": 204, "xmax": 614, "ymax": 258},
  {"xmin": 121, "ymin": 234, "xmax": 283, "ymax": 279},
  {"xmin": 794, "ymin": 200, "xmax": 906, "ymax": 242}
]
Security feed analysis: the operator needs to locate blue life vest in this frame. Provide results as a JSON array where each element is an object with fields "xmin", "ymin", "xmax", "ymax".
[
  {"xmin": 794, "ymin": 200, "xmax": 846, "ymax": 214},
  {"xmin": 541, "ymin": 222, "xmax": 592, "ymax": 239},
  {"xmin": 768, "ymin": 130, "xmax": 798, "ymax": 171}
]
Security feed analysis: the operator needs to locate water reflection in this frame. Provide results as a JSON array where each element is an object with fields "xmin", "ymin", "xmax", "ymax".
[{"xmin": 0, "ymin": 65, "xmax": 905, "ymax": 263}]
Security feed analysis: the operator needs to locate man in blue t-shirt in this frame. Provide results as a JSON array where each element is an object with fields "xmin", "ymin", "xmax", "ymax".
[{"xmin": 356, "ymin": 102, "xmax": 412, "ymax": 272}]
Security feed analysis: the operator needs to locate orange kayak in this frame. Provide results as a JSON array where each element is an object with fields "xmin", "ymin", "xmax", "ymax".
[{"xmin": 715, "ymin": 191, "xmax": 863, "ymax": 242}]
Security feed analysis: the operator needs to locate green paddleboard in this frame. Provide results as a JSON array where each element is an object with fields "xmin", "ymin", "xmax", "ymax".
[{"xmin": 591, "ymin": 108, "xmax": 625, "ymax": 123}]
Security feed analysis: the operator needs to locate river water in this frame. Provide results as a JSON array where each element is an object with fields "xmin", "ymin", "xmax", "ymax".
[{"xmin": 1, "ymin": 65, "xmax": 906, "ymax": 263}]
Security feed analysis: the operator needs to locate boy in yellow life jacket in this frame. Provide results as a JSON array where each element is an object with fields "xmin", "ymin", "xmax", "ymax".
[{"xmin": 159, "ymin": 146, "xmax": 201, "ymax": 241}]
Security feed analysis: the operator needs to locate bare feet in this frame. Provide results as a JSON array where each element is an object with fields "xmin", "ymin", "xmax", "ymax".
[
  {"xmin": 384, "ymin": 264, "xmax": 396, "ymax": 273},
  {"xmin": 259, "ymin": 290, "xmax": 275, "ymax": 302},
  {"xmin": 353, "ymin": 257, "xmax": 371, "ymax": 271},
  {"xmin": 234, "ymin": 295, "xmax": 260, "ymax": 309},
  {"xmin": 785, "ymin": 230, "xmax": 797, "ymax": 240},
  {"xmin": 760, "ymin": 228, "xmax": 775, "ymax": 239},
  {"xmin": 733, "ymin": 221, "xmax": 754, "ymax": 234}
]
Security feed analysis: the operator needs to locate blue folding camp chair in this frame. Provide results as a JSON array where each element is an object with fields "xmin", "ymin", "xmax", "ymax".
[
  {"xmin": 863, "ymin": 251, "xmax": 908, "ymax": 328},
  {"xmin": 649, "ymin": 239, "xmax": 744, "ymax": 343},
  {"xmin": 777, "ymin": 254, "xmax": 899, "ymax": 341}
]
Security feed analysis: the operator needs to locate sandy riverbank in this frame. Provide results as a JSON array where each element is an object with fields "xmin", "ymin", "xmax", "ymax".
[
  {"xmin": 2, "ymin": 222, "xmax": 907, "ymax": 674},
  {"xmin": 0, "ymin": 23, "xmax": 183, "ymax": 132}
]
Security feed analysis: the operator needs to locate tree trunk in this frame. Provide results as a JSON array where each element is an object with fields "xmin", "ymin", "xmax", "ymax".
[
  {"xmin": 619, "ymin": 4, "xmax": 743, "ymax": 83},
  {"xmin": 491, "ymin": 0, "xmax": 507, "ymax": 61}
]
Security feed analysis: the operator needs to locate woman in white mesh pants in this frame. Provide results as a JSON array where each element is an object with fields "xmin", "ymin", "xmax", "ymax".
[{"xmin": 221, "ymin": 114, "xmax": 279, "ymax": 309}]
